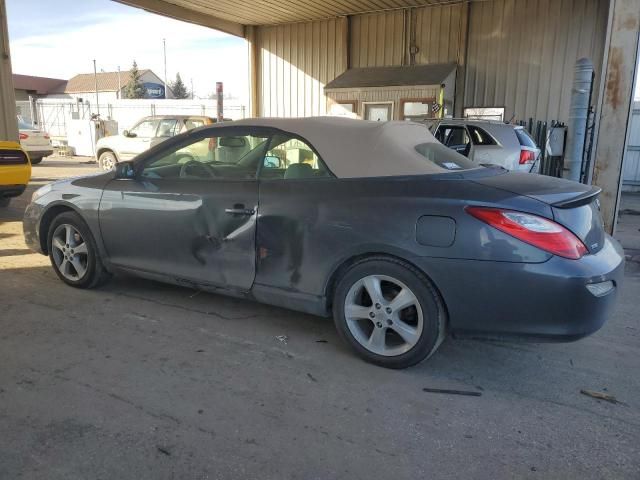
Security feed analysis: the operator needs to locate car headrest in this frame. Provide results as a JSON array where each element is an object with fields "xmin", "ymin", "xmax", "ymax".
[{"xmin": 284, "ymin": 163, "xmax": 314, "ymax": 179}]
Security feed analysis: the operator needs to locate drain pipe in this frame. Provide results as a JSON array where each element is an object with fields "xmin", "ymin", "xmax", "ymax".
[{"xmin": 566, "ymin": 58, "xmax": 594, "ymax": 182}]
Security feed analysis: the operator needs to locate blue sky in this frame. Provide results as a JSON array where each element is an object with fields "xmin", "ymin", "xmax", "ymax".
[{"xmin": 7, "ymin": 0, "xmax": 248, "ymax": 102}]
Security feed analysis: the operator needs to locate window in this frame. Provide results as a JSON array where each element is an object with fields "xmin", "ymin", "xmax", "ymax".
[
  {"xmin": 436, "ymin": 125, "xmax": 471, "ymax": 156},
  {"xmin": 363, "ymin": 102, "xmax": 393, "ymax": 122},
  {"xmin": 141, "ymin": 132, "xmax": 269, "ymax": 181},
  {"xmin": 129, "ymin": 119, "xmax": 158, "ymax": 138},
  {"xmin": 17, "ymin": 118, "xmax": 34, "ymax": 130},
  {"xmin": 468, "ymin": 125, "xmax": 496, "ymax": 145},
  {"xmin": 259, "ymin": 135, "xmax": 332, "ymax": 180},
  {"xmin": 401, "ymin": 100, "xmax": 434, "ymax": 121},
  {"xmin": 414, "ymin": 143, "xmax": 476, "ymax": 171},
  {"xmin": 156, "ymin": 119, "xmax": 179, "ymax": 138},
  {"xmin": 329, "ymin": 101, "xmax": 356, "ymax": 117},
  {"xmin": 185, "ymin": 118, "xmax": 206, "ymax": 130},
  {"xmin": 463, "ymin": 107, "xmax": 505, "ymax": 121},
  {"xmin": 514, "ymin": 128, "xmax": 537, "ymax": 148}
]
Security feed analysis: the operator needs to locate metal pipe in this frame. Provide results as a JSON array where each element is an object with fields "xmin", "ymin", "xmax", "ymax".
[
  {"xmin": 93, "ymin": 59, "xmax": 99, "ymax": 115},
  {"xmin": 566, "ymin": 58, "xmax": 594, "ymax": 182}
]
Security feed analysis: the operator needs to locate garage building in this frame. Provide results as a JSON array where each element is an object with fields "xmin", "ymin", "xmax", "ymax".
[{"xmin": 0, "ymin": 0, "xmax": 638, "ymax": 231}]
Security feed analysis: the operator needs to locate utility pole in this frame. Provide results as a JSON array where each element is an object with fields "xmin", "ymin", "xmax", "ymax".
[
  {"xmin": 117, "ymin": 65, "xmax": 121, "ymax": 99},
  {"xmin": 163, "ymin": 38, "xmax": 167, "ymax": 99},
  {"xmin": 93, "ymin": 59, "xmax": 100, "ymax": 115}
]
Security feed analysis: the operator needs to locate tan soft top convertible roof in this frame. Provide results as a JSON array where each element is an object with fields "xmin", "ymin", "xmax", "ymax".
[{"xmin": 229, "ymin": 117, "xmax": 450, "ymax": 178}]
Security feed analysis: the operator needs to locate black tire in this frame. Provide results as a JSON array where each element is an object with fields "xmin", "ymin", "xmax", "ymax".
[
  {"xmin": 333, "ymin": 256, "xmax": 446, "ymax": 369},
  {"xmin": 0, "ymin": 197, "xmax": 10, "ymax": 208},
  {"xmin": 30, "ymin": 156, "xmax": 43, "ymax": 165},
  {"xmin": 98, "ymin": 151, "xmax": 117, "ymax": 171},
  {"xmin": 47, "ymin": 211, "xmax": 111, "ymax": 289}
]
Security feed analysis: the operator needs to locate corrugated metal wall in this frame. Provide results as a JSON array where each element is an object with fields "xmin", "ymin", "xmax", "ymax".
[
  {"xmin": 257, "ymin": 18, "xmax": 347, "ymax": 117},
  {"xmin": 254, "ymin": 0, "xmax": 608, "ymax": 123},
  {"xmin": 464, "ymin": 0, "xmax": 609, "ymax": 123},
  {"xmin": 414, "ymin": 3, "xmax": 464, "ymax": 65},
  {"xmin": 349, "ymin": 5, "xmax": 464, "ymax": 68},
  {"xmin": 350, "ymin": 11, "xmax": 405, "ymax": 67}
]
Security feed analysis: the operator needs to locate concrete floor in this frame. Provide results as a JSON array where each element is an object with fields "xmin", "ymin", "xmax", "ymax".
[{"xmin": 1, "ymin": 157, "xmax": 639, "ymax": 479}]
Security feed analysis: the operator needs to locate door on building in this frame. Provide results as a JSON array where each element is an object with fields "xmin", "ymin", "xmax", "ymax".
[{"xmin": 364, "ymin": 102, "xmax": 393, "ymax": 122}]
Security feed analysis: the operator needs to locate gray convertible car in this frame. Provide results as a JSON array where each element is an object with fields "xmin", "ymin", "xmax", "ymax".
[{"xmin": 23, "ymin": 117, "xmax": 624, "ymax": 368}]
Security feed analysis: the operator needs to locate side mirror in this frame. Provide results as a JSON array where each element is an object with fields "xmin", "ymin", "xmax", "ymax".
[
  {"xmin": 263, "ymin": 155, "xmax": 282, "ymax": 169},
  {"xmin": 114, "ymin": 161, "xmax": 135, "ymax": 179},
  {"xmin": 123, "ymin": 130, "xmax": 137, "ymax": 138}
]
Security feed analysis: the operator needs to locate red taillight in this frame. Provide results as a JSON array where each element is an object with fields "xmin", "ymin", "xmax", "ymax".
[
  {"xmin": 519, "ymin": 149, "xmax": 535, "ymax": 164},
  {"xmin": 44, "ymin": 134, "xmax": 50, "ymax": 140},
  {"xmin": 466, "ymin": 206, "xmax": 588, "ymax": 260},
  {"xmin": 19, "ymin": 133, "xmax": 28, "ymax": 140}
]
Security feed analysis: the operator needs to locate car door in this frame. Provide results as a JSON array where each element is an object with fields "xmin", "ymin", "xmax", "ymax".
[
  {"xmin": 254, "ymin": 133, "xmax": 336, "ymax": 297},
  {"xmin": 119, "ymin": 118, "xmax": 159, "ymax": 160},
  {"xmin": 436, "ymin": 125, "xmax": 472, "ymax": 158},
  {"xmin": 150, "ymin": 118, "xmax": 180, "ymax": 149},
  {"xmin": 99, "ymin": 126, "xmax": 271, "ymax": 291}
]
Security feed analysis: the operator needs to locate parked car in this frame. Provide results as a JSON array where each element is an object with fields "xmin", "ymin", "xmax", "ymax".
[
  {"xmin": 0, "ymin": 141, "xmax": 31, "ymax": 208},
  {"xmin": 18, "ymin": 118, "xmax": 53, "ymax": 165},
  {"xmin": 431, "ymin": 119, "xmax": 541, "ymax": 172},
  {"xmin": 24, "ymin": 118, "xmax": 623, "ymax": 369},
  {"xmin": 95, "ymin": 115, "xmax": 224, "ymax": 171}
]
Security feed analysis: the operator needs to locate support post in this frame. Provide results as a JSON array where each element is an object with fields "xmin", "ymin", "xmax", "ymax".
[
  {"xmin": 0, "ymin": 0, "xmax": 18, "ymax": 141},
  {"xmin": 246, "ymin": 25, "xmax": 259, "ymax": 118},
  {"xmin": 591, "ymin": 0, "xmax": 640, "ymax": 234}
]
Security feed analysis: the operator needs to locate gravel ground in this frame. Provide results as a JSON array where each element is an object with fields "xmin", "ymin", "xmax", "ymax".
[{"xmin": 0, "ymin": 156, "xmax": 639, "ymax": 479}]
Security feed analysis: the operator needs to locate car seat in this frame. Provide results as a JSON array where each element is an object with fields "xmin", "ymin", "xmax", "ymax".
[{"xmin": 284, "ymin": 163, "xmax": 314, "ymax": 179}]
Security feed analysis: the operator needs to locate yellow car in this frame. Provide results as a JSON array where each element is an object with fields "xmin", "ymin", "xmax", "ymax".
[{"xmin": 0, "ymin": 141, "xmax": 31, "ymax": 208}]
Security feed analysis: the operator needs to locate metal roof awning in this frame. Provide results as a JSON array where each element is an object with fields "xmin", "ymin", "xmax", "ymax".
[
  {"xmin": 325, "ymin": 63, "xmax": 457, "ymax": 89},
  {"xmin": 115, "ymin": 0, "xmax": 467, "ymax": 36}
]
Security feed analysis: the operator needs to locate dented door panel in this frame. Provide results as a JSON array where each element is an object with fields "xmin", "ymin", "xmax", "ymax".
[{"xmin": 99, "ymin": 177, "xmax": 259, "ymax": 291}]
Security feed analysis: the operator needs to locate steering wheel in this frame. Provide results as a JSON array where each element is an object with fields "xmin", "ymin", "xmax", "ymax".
[{"xmin": 179, "ymin": 160, "xmax": 218, "ymax": 179}]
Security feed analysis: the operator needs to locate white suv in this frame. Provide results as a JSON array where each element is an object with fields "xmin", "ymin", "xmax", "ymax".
[
  {"xmin": 95, "ymin": 115, "xmax": 219, "ymax": 171},
  {"xmin": 431, "ymin": 120, "xmax": 541, "ymax": 173}
]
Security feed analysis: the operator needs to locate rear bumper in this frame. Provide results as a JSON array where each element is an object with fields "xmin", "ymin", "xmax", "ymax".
[
  {"xmin": 25, "ymin": 149, "xmax": 53, "ymax": 159},
  {"xmin": 415, "ymin": 235, "xmax": 625, "ymax": 341},
  {"xmin": 0, "ymin": 184, "xmax": 26, "ymax": 199}
]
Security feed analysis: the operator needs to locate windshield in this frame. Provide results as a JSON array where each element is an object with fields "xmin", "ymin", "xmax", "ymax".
[
  {"xmin": 18, "ymin": 119, "xmax": 35, "ymax": 130},
  {"xmin": 414, "ymin": 142, "xmax": 477, "ymax": 171}
]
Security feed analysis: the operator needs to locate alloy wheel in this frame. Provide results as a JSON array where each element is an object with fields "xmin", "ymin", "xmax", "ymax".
[
  {"xmin": 101, "ymin": 153, "xmax": 116, "ymax": 171},
  {"xmin": 51, "ymin": 224, "xmax": 89, "ymax": 281},
  {"xmin": 344, "ymin": 274, "xmax": 424, "ymax": 356}
]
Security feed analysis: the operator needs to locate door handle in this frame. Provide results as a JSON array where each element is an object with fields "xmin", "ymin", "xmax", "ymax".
[{"xmin": 225, "ymin": 205, "xmax": 255, "ymax": 215}]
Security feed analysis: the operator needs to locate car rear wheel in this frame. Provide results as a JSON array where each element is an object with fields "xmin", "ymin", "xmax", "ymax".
[
  {"xmin": 99, "ymin": 151, "xmax": 117, "ymax": 171},
  {"xmin": 30, "ymin": 156, "xmax": 43, "ymax": 165},
  {"xmin": 333, "ymin": 257, "xmax": 446, "ymax": 369},
  {"xmin": 47, "ymin": 212, "xmax": 110, "ymax": 288},
  {"xmin": 0, "ymin": 197, "xmax": 10, "ymax": 208}
]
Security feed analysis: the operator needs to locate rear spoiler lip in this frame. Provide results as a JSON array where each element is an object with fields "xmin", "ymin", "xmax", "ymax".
[{"xmin": 551, "ymin": 186, "xmax": 601, "ymax": 209}]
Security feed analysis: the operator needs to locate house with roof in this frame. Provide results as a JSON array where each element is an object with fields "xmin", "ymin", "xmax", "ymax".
[
  {"xmin": 63, "ymin": 69, "xmax": 170, "ymax": 102},
  {"xmin": 13, "ymin": 74, "xmax": 67, "ymax": 100}
]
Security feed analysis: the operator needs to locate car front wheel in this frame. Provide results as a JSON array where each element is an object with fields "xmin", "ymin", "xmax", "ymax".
[
  {"xmin": 98, "ymin": 151, "xmax": 117, "ymax": 171},
  {"xmin": 47, "ymin": 212, "xmax": 110, "ymax": 288},
  {"xmin": 333, "ymin": 257, "xmax": 446, "ymax": 369}
]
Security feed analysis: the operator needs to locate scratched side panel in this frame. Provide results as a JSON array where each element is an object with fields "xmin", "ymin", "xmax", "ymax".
[{"xmin": 254, "ymin": 174, "xmax": 552, "ymax": 299}]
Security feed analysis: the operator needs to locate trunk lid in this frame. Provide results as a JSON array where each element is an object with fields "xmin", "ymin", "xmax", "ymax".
[
  {"xmin": 20, "ymin": 129, "xmax": 50, "ymax": 147},
  {"xmin": 472, "ymin": 171, "xmax": 605, "ymax": 254}
]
